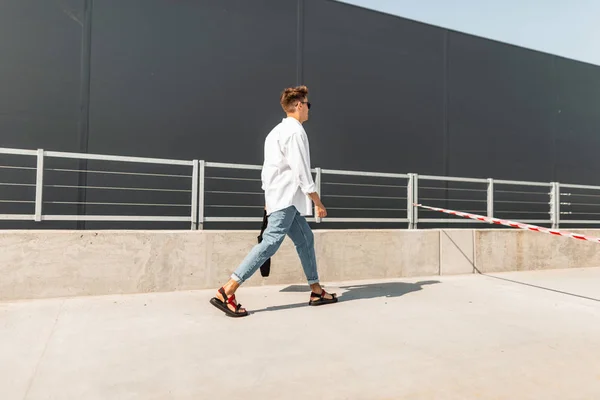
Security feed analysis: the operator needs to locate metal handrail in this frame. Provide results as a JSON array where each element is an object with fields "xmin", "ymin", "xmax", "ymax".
[{"xmin": 1, "ymin": 146, "xmax": 600, "ymax": 229}]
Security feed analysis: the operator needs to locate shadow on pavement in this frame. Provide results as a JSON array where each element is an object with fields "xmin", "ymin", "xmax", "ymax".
[{"xmin": 250, "ymin": 280, "xmax": 440, "ymax": 315}]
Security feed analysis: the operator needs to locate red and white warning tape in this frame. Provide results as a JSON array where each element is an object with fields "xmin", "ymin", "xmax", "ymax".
[{"xmin": 415, "ymin": 203, "xmax": 600, "ymax": 244}]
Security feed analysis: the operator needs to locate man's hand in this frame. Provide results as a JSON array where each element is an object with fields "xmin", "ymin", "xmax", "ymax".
[
  {"xmin": 315, "ymin": 203, "xmax": 327, "ymax": 218},
  {"xmin": 309, "ymin": 192, "xmax": 327, "ymax": 219}
]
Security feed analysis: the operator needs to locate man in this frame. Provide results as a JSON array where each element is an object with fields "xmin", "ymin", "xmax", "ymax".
[{"xmin": 210, "ymin": 85, "xmax": 338, "ymax": 317}]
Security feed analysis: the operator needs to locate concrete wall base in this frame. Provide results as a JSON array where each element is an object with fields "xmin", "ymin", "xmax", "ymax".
[{"xmin": 1, "ymin": 229, "xmax": 598, "ymax": 301}]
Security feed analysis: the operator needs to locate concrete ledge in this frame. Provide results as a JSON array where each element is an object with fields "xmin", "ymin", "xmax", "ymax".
[
  {"xmin": 2, "ymin": 228, "xmax": 600, "ymax": 301},
  {"xmin": 316, "ymin": 230, "xmax": 440, "ymax": 281},
  {"xmin": 440, "ymin": 229, "xmax": 475, "ymax": 275},
  {"xmin": 475, "ymin": 229, "xmax": 600, "ymax": 273}
]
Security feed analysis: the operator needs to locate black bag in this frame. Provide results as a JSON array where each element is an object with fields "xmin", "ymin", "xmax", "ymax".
[{"xmin": 258, "ymin": 209, "xmax": 271, "ymax": 277}]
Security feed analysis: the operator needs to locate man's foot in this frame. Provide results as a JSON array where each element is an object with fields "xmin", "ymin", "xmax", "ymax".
[
  {"xmin": 309, "ymin": 287, "xmax": 338, "ymax": 306},
  {"xmin": 216, "ymin": 288, "xmax": 247, "ymax": 314},
  {"xmin": 210, "ymin": 287, "xmax": 248, "ymax": 317}
]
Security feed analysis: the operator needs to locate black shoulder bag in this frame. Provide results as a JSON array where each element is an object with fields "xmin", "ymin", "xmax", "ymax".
[{"xmin": 258, "ymin": 209, "xmax": 271, "ymax": 277}]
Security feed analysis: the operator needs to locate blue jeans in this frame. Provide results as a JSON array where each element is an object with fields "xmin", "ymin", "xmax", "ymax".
[{"xmin": 231, "ymin": 206, "xmax": 319, "ymax": 285}]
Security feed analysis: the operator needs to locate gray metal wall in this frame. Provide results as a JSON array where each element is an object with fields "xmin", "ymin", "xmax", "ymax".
[{"xmin": 1, "ymin": 0, "xmax": 600, "ymax": 229}]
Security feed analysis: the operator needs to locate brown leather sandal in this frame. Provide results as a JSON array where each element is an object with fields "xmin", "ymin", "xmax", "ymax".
[
  {"xmin": 209, "ymin": 287, "xmax": 249, "ymax": 317},
  {"xmin": 308, "ymin": 289, "xmax": 338, "ymax": 306}
]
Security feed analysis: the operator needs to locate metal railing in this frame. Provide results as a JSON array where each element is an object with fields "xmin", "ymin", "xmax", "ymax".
[{"xmin": 1, "ymin": 146, "xmax": 599, "ymax": 230}]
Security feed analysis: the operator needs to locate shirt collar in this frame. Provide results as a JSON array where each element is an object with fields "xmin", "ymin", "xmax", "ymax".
[{"xmin": 283, "ymin": 116, "xmax": 303, "ymax": 128}]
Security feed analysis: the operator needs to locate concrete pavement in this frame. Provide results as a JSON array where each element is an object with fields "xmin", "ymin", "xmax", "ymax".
[{"xmin": 2, "ymin": 268, "xmax": 600, "ymax": 399}]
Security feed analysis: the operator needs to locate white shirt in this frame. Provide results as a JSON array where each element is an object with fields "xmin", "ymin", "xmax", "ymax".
[{"xmin": 261, "ymin": 117, "xmax": 316, "ymax": 216}]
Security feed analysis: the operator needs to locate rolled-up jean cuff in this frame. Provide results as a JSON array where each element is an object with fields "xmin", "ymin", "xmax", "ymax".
[
  {"xmin": 307, "ymin": 279, "xmax": 319, "ymax": 285},
  {"xmin": 231, "ymin": 273, "xmax": 243, "ymax": 284}
]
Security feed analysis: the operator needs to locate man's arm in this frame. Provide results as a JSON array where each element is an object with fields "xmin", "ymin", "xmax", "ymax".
[
  {"xmin": 285, "ymin": 132, "xmax": 327, "ymax": 217},
  {"xmin": 308, "ymin": 191, "xmax": 324, "ymax": 209}
]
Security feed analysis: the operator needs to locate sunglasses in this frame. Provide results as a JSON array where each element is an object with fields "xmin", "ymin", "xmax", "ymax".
[{"xmin": 299, "ymin": 101, "xmax": 311, "ymax": 109}]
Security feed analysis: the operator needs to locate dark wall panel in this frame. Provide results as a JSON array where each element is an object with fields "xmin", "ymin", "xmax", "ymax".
[
  {"xmin": 88, "ymin": 0, "xmax": 298, "ymax": 164},
  {"xmin": 0, "ymin": 0, "xmax": 83, "ymax": 229},
  {"xmin": 447, "ymin": 32, "xmax": 557, "ymax": 182},
  {"xmin": 0, "ymin": 0, "xmax": 83, "ymax": 150},
  {"xmin": 303, "ymin": 1, "xmax": 446, "ymax": 174},
  {"xmin": 552, "ymin": 58, "xmax": 600, "ymax": 222},
  {"xmin": 554, "ymin": 58, "xmax": 600, "ymax": 185}
]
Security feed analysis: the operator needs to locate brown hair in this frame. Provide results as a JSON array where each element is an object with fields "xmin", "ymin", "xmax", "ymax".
[{"xmin": 280, "ymin": 85, "xmax": 308, "ymax": 113}]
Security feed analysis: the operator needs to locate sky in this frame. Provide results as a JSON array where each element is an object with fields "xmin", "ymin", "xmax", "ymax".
[{"xmin": 338, "ymin": 0, "xmax": 600, "ymax": 66}]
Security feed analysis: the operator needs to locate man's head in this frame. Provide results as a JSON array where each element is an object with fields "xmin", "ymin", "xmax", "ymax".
[{"xmin": 280, "ymin": 85, "xmax": 310, "ymax": 123}]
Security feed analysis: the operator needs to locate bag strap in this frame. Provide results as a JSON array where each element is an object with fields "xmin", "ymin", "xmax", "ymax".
[{"xmin": 258, "ymin": 209, "xmax": 269, "ymax": 242}]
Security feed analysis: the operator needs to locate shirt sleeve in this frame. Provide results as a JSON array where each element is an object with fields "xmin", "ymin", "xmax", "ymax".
[{"xmin": 284, "ymin": 131, "xmax": 316, "ymax": 194}]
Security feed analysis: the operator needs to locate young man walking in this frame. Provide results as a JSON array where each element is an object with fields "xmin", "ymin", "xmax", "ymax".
[{"xmin": 210, "ymin": 85, "xmax": 338, "ymax": 317}]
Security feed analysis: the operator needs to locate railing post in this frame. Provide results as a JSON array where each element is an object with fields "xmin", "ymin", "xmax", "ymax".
[
  {"xmin": 191, "ymin": 160, "xmax": 199, "ymax": 230},
  {"xmin": 556, "ymin": 182, "xmax": 561, "ymax": 229},
  {"xmin": 487, "ymin": 178, "xmax": 494, "ymax": 219},
  {"xmin": 198, "ymin": 160, "xmax": 205, "ymax": 230},
  {"xmin": 550, "ymin": 182, "xmax": 560, "ymax": 229},
  {"xmin": 34, "ymin": 149, "xmax": 44, "ymax": 222},
  {"xmin": 407, "ymin": 173, "xmax": 418, "ymax": 229},
  {"xmin": 413, "ymin": 173, "xmax": 419, "ymax": 229},
  {"xmin": 315, "ymin": 167, "xmax": 322, "ymax": 223},
  {"xmin": 407, "ymin": 174, "xmax": 414, "ymax": 229}
]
